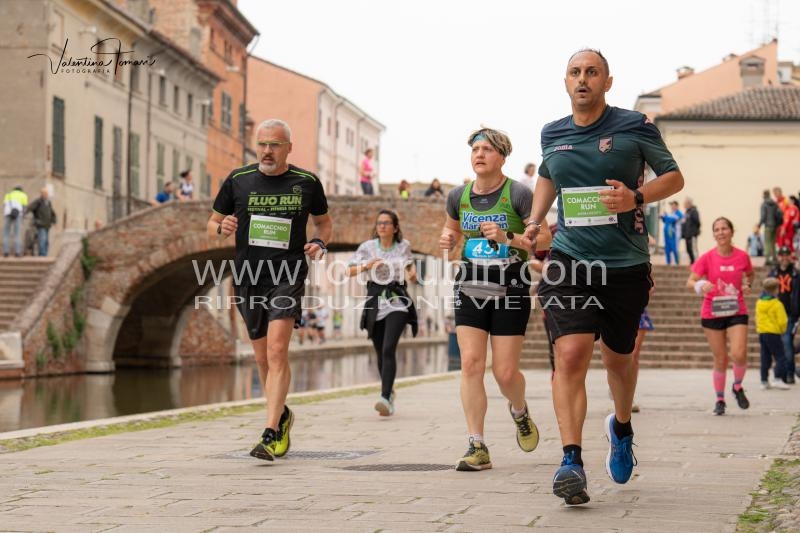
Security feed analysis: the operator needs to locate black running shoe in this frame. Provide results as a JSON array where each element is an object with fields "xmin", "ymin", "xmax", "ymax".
[
  {"xmin": 249, "ymin": 428, "xmax": 277, "ymax": 461},
  {"xmin": 732, "ymin": 386, "xmax": 749, "ymax": 409},
  {"xmin": 713, "ymin": 400, "xmax": 726, "ymax": 416},
  {"xmin": 785, "ymin": 374, "xmax": 795, "ymax": 385}
]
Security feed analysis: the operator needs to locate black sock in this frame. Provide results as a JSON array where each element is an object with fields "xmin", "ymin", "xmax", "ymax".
[
  {"xmin": 613, "ymin": 416, "xmax": 633, "ymax": 439},
  {"xmin": 563, "ymin": 444, "xmax": 583, "ymax": 466}
]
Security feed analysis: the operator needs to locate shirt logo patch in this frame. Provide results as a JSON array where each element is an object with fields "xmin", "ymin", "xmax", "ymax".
[
  {"xmin": 292, "ymin": 185, "xmax": 302, "ymax": 194},
  {"xmin": 598, "ymin": 137, "xmax": 613, "ymax": 153},
  {"xmin": 553, "ymin": 144, "xmax": 574, "ymax": 152}
]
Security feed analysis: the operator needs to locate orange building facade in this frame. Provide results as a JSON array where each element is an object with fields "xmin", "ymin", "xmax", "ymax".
[
  {"xmin": 635, "ymin": 40, "xmax": 787, "ymax": 118},
  {"xmin": 247, "ymin": 57, "xmax": 384, "ymax": 195},
  {"xmin": 148, "ymin": 0, "xmax": 258, "ymax": 193}
]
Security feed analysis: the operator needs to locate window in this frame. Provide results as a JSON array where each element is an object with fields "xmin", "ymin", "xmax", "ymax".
[
  {"xmin": 52, "ymin": 97, "xmax": 65, "ymax": 175},
  {"xmin": 93, "ymin": 116, "xmax": 103, "ymax": 189},
  {"xmin": 158, "ymin": 75, "xmax": 166, "ymax": 105},
  {"xmin": 327, "ymin": 117, "xmax": 331, "ymax": 136},
  {"xmin": 200, "ymin": 163, "xmax": 209, "ymax": 197},
  {"xmin": 130, "ymin": 133, "xmax": 140, "ymax": 197},
  {"xmin": 130, "ymin": 66, "xmax": 140, "ymax": 93},
  {"xmin": 172, "ymin": 148, "xmax": 179, "ymax": 180},
  {"xmin": 187, "ymin": 93, "xmax": 193, "ymax": 120},
  {"xmin": 221, "ymin": 92, "xmax": 232, "ymax": 131},
  {"xmin": 173, "ymin": 85, "xmax": 180, "ymax": 114},
  {"xmin": 200, "ymin": 103, "xmax": 207, "ymax": 126},
  {"xmin": 208, "ymin": 97, "xmax": 214, "ymax": 124},
  {"xmin": 239, "ymin": 102, "xmax": 246, "ymax": 139},
  {"xmin": 156, "ymin": 142, "xmax": 165, "ymax": 189}
]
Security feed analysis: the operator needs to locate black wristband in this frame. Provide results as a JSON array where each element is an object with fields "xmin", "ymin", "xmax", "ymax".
[{"xmin": 309, "ymin": 238, "xmax": 327, "ymax": 252}]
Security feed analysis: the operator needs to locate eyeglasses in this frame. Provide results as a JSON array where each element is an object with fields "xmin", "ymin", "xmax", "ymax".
[
  {"xmin": 257, "ymin": 141, "xmax": 290, "ymax": 150},
  {"xmin": 376, "ymin": 221, "xmax": 394, "ymax": 227}
]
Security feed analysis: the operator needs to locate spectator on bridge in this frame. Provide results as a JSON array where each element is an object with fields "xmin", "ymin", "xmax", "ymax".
[
  {"xmin": 661, "ymin": 200, "xmax": 683, "ymax": 265},
  {"xmin": 768, "ymin": 246, "xmax": 800, "ymax": 384},
  {"xmin": 424, "ymin": 178, "xmax": 445, "ymax": 199},
  {"xmin": 777, "ymin": 196, "xmax": 799, "ymax": 254},
  {"xmin": 3, "ymin": 185, "xmax": 28, "ymax": 258},
  {"xmin": 759, "ymin": 189, "xmax": 782, "ymax": 266},
  {"xmin": 746, "ymin": 224, "xmax": 764, "ymax": 257},
  {"xmin": 681, "ymin": 197, "xmax": 700, "ymax": 264},
  {"xmin": 155, "ymin": 182, "xmax": 175, "ymax": 204},
  {"xmin": 207, "ymin": 118, "xmax": 332, "ymax": 462},
  {"xmin": 27, "ymin": 187, "xmax": 57, "ymax": 256},
  {"xmin": 359, "ymin": 148, "xmax": 376, "ymax": 196},
  {"xmin": 520, "ymin": 162, "xmax": 536, "ymax": 190},
  {"xmin": 178, "ymin": 170, "xmax": 194, "ymax": 200},
  {"xmin": 348, "ymin": 209, "xmax": 418, "ymax": 416},
  {"xmin": 755, "ymin": 277, "xmax": 790, "ymax": 390},
  {"xmin": 398, "ymin": 180, "xmax": 411, "ymax": 200},
  {"xmin": 686, "ymin": 217, "xmax": 755, "ymax": 416}
]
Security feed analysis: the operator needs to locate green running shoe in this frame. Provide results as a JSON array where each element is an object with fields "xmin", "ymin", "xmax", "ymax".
[
  {"xmin": 249, "ymin": 428, "xmax": 276, "ymax": 461},
  {"xmin": 272, "ymin": 406, "xmax": 294, "ymax": 458},
  {"xmin": 509, "ymin": 402, "xmax": 539, "ymax": 452},
  {"xmin": 456, "ymin": 438, "xmax": 492, "ymax": 471}
]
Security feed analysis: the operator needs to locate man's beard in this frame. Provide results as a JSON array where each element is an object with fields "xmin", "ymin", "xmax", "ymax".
[{"xmin": 259, "ymin": 160, "xmax": 278, "ymax": 174}]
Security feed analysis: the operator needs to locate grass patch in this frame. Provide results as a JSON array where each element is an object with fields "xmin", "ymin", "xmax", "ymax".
[
  {"xmin": 737, "ymin": 457, "xmax": 800, "ymax": 532},
  {"xmin": 0, "ymin": 373, "xmax": 455, "ymax": 454}
]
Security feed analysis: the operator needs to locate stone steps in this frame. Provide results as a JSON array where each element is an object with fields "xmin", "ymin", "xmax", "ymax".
[{"xmin": 0, "ymin": 258, "xmax": 55, "ymax": 331}]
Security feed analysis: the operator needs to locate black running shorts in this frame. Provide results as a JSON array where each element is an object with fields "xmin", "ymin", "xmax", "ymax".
[
  {"xmin": 235, "ymin": 282, "xmax": 304, "ymax": 340},
  {"xmin": 537, "ymin": 249, "xmax": 652, "ymax": 355},
  {"xmin": 454, "ymin": 291, "xmax": 532, "ymax": 336},
  {"xmin": 701, "ymin": 314, "xmax": 748, "ymax": 330}
]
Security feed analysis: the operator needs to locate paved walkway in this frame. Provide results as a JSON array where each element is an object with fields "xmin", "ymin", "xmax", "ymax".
[{"xmin": 0, "ymin": 368, "xmax": 798, "ymax": 532}]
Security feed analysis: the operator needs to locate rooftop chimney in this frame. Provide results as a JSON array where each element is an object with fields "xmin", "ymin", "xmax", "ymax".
[
  {"xmin": 739, "ymin": 55, "xmax": 765, "ymax": 88},
  {"xmin": 676, "ymin": 66, "xmax": 694, "ymax": 80}
]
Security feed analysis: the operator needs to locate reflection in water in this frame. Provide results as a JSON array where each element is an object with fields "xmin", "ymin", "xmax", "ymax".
[{"xmin": 0, "ymin": 344, "xmax": 450, "ymax": 433}]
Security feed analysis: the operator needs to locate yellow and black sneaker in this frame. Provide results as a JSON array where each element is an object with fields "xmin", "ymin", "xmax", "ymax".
[
  {"xmin": 249, "ymin": 428, "xmax": 277, "ymax": 461},
  {"xmin": 510, "ymin": 401, "xmax": 539, "ymax": 452},
  {"xmin": 456, "ymin": 438, "xmax": 492, "ymax": 471},
  {"xmin": 272, "ymin": 406, "xmax": 294, "ymax": 458}
]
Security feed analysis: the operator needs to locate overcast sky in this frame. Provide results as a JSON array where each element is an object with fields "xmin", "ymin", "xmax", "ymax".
[{"xmin": 239, "ymin": 0, "xmax": 799, "ymax": 185}]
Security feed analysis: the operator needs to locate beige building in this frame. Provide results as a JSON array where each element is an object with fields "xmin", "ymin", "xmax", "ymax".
[
  {"xmin": 656, "ymin": 86, "xmax": 800, "ymax": 253},
  {"xmin": 247, "ymin": 57, "xmax": 385, "ymax": 195},
  {"xmin": 0, "ymin": 0, "xmax": 217, "ymax": 241}
]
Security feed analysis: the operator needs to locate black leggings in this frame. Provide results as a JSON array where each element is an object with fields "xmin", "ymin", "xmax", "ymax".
[{"xmin": 371, "ymin": 311, "xmax": 407, "ymax": 400}]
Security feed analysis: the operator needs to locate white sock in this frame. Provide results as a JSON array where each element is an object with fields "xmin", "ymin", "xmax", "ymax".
[
  {"xmin": 511, "ymin": 404, "xmax": 527, "ymax": 418},
  {"xmin": 469, "ymin": 433, "xmax": 484, "ymax": 444}
]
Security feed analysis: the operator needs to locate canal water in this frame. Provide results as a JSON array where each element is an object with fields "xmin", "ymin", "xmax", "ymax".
[{"xmin": 0, "ymin": 343, "xmax": 455, "ymax": 433}]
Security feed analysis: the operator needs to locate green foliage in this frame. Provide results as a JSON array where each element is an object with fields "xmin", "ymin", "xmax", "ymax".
[
  {"xmin": 46, "ymin": 322, "xmax": 61, "ymax": 359},
  {"xmin": 73, "ymin": 312, "xmax": 85, "ymax": 337},
  {"xmin": 61, "ymin": 328, "xmax": 78, "ymax": 352},
  {"xmin": 35, "ymin": 349, "xmax": 47, "ymax": 369},
  {"xmin": 80, "ymin": 237, "xmax": 98, "ymax": 278}
]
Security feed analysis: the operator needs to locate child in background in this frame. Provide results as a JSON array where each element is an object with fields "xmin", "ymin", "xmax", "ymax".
[{"xmin": 756, "ymin": 277, "xmax": 790, "ymax": 390}]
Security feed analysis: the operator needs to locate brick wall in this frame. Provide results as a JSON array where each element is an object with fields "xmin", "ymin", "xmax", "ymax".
[{"xmin": 178, "ymin": 308, "xmax": 235, "ymax": 365}]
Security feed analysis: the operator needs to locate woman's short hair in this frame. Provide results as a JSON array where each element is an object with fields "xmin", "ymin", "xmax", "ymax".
[{"xmin": 467, "ymin": 127, "xmax": 512, "ymax": 157}]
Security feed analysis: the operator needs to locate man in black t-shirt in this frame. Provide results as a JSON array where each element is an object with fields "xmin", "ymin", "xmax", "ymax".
[{"xmin": 208, "ymin": 118, "xmax": 332, "ymax": 462}]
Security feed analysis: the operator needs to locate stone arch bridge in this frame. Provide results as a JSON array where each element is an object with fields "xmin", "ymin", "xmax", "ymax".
[{"xmin": 83, "ymin": 197, "xmax": 446, "ymax": 371}]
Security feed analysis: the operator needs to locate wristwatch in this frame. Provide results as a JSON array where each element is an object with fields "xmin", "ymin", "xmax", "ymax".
[
  {"xmin": 506, "ymin": 231, "xmax": 514, "ymax": 243},
  {"xmin": 216, "ymin": 222, "xmax": 222, "ymax": 235},
  {"xmin": 633, "ymin": 189, "xmax": 644, "ymax": 207}
]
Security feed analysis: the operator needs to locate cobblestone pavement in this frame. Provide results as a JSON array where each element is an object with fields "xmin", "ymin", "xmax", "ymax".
[{"xmin": 0, "ymin": 368, "xmax": 798, "ymax": 532}]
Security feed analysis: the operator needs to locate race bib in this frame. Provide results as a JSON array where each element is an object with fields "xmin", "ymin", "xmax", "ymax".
[
  {"xmin": 248, "ymin": 215, "xmax": 292, "ymax": 249},
  {"xmin": 464, "ymin": 238, "xmax": 512, "ymax": 266},
  {"xmin": 711, "ymin": 295, "xmax": 739, "ymax": 317},
  {"xmin": 562, "ymin": 186, "xmax": 618, "ymax": 227}
]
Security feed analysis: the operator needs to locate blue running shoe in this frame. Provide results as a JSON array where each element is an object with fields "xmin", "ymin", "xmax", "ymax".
[
  {"xmin": 604, "ymin": 413, "xmax": 637, "ymax": 484},
  {"xmin": 552, "ymin": 451, "xmax": 590, "ymax": 505}
]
